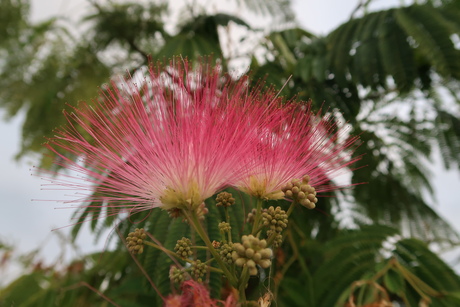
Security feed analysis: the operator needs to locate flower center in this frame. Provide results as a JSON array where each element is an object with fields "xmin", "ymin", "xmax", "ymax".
[
  {"xmin": 160, "ymin": 181, "xmax": 203, "ymax": 210},
  {"xmin": 242, "ymin": 175, "xmax": 285, "ymax": 200}
]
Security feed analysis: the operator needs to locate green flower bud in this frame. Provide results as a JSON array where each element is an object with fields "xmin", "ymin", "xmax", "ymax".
[
  {"xmin": 174, "ymin": 237, "xmax": 193, "ymax": 259},
  {"xmin": 216, "ymin": 191, "xmax": 235, "ymax": 207},
  {"xmin": 126, "ymin": 228, "xmax": 147, "ymax": 255},
  {"xmin": 232, "ymin": 235, "xmax": 273, "ymax": 276}
]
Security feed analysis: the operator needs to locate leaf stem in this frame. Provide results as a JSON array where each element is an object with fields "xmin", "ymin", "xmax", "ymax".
[
  {"xmin": 286, "ymin": 200, "xmax": 297, "ymax": 217},
  {"xmin": 224, "ymin": 207, "xmax": 232, "ymax": 243},
  {"xmin": 251, "ymin": 198, "xmax": 263, "ymax": 236},
  {"xmin": 238, "ymin": 266, "xmax": 250, "ymax": 305},
  {"xmin": 144, "ymin": 241, "xmax": 184, "ymax": 261}
]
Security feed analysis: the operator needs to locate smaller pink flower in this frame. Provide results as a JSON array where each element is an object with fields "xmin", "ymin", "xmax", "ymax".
[
  {"xmin": 236, "ymin": 100, "xmax": 359, "ymax": 200},
  {"xmin": 164, "ymin": 280, "xmax": 236, "ymax": 307}
]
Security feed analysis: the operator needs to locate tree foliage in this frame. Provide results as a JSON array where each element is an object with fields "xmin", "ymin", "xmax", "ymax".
[{"xmin": 1, "ymin": 0, "xmax": 460, "ymax": 305}]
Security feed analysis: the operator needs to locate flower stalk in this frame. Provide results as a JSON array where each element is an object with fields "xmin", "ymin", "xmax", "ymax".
[
  {"xmin": 184, "ymin": 209, "xmax": 238, "ymax": 287},
  {"xmin": 251, "ymin": 198, "xmax": 264, "ymax": 236}
]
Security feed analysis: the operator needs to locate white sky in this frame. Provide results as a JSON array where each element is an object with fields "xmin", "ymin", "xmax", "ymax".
[{"xmin": 1, "ymin": 0, "xmax": 460, "ymax": 284}]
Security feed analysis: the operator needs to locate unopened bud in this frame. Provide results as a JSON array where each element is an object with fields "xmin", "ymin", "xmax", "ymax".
[
  {"xmin": 232, "ymin": 235, "xmax": 272, "ymax": 276},
  {"xmin": 126, "ymin": 228, "xmax": 146, "ymax": 254},
  {"xmin": 216, "ymin": 192, "xmax": 235, "ymax": 207}
]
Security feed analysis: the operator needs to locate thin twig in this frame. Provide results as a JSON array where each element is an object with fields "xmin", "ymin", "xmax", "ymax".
[{"xmin": 61, "ymin": 281, "xmax": 121, "ymax": 307}]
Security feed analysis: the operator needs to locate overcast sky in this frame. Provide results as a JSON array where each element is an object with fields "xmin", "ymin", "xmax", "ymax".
[{"xmin": 1, "ymin": 0, "xmax": 460, "ymax": 284}]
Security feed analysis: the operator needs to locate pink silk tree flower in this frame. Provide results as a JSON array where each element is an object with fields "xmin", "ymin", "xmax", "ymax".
[
  {"xmin": 42, "ymin": 60, "xmax": 266, "ymax": 217},
  {"xmin": 235, "ymin": 101, "xmax": 360, "ymax": 201},
  {"xmin": 164, "ymin": 280, "xmax": 237, "ymax": 307}
]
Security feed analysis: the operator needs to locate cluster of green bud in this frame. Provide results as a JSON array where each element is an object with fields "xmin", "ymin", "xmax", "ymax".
[
  {"xmin": 218, "ymin": 221, "xmax": 231, "ymax": 233},
  {"xmin": 174, "ymin": 237, "xmax": 193, "ymax": 259},
  {"xmin": 262, "ymin": 206, "xmax": 288, "ymax": 232},
  {"xmin": 262, "ymin": 206, "xmax": 288, "ymax": 247},
  {"xmin": 216, "ymin": 192, "xmax": 235, "ymax": 207},
  {"xmin": 232, "ymin": 235, "xmax": 272, "ymax": 275},
  {"xmin": 267, "ymin": 230, "xmax": 283, "ymax": 247},
  {"xmin": 126, "ymin": 228, "xmax": 146, "ymax": 254},
  {"xmin": 169, "ymin": 266, "xmax": 185, "ymax": 284},
  {"xmin": 281, "ymin": 175, "xmax": 318, "ymax": 209},
  {"xmin": 190, "ymin": 260, "xmax": 207, "ymax": 282},
  {"xmin": 219, "ymin": 243, "xmax": 234, "ymax": 264},
  {"xmin": 246, "ymin": 208, "xmax": 257, "ymax": 223}
]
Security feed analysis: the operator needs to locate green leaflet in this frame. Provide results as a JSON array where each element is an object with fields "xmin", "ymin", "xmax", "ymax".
[
  {"xmin": 394, "ymin": 239, "xmax": 460, "ymax": 292},
  {"xmin": 435, "ymin": 109, "xmax": 460, "ymax": 169},
  {"xmin": 312, "ymin": 225, "xmax": 398, "ymax": 306},
  {"xmin": 384, "ymin": 268, "xmax": 405, "ymax": 295},
  {"xmin": 154, "ymin": 217, "xmax": 189, "ymax": 304},
  {"xmin": 157, "ymin": 33, "xmax": 223, "ymax": 60},
  {"xmin": 327, "ymin": 18, "xmax": 360, "ymax": 87},
  {"xmin": 395, "ymin": 5, "xmax": 460, "ymax": 79},
  {"xmin": 351, "ymin": 10, "xmax": 385, "ymax": 89},
  {"xmin": 378, "ymin": 9, "xmax": 416, "ymax": 92}
]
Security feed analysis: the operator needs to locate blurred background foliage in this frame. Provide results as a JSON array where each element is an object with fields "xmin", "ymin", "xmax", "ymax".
[{"xmin": 1, "ymin": 0, "xmax": 460, "ymax": 305}]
